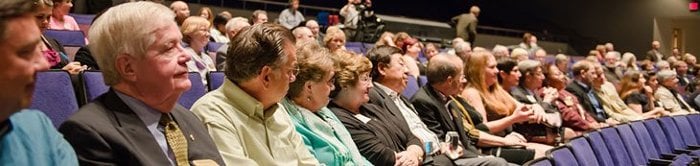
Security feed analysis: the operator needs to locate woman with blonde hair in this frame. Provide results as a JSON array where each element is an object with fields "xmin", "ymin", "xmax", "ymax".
[
  {"xmin": 461, "ymin": 51, "xmax": 551, "ymax": 158},
  {"xmin": 374, "ymin": 31, "xmax": 395, "ymax": 47},
  {"xmin": 324, "ymin": 26, "xmax": 346, "ymax": 53},
  {"xmin": 620, "ymin": 52, "xmax": 639, "ymax": 72},
  {"xmin": 181, "ymin": 16, "xmax": 216, "ymax": 85}
]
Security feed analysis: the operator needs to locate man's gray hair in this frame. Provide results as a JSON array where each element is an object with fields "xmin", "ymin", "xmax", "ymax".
[
  {"xmin": 89, "ymin": 1, "xmax": 175, "ymax": 85},
  {"xmin": 225, "ymin": 17, "xmax": 250, "ymax": 31},
  {"xmin": 657, "ymin": 69, "xmax": 677, "ymax": 82}
]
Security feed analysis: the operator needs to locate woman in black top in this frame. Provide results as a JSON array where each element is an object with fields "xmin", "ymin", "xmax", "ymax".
[{"xmin": 619, "ymin": 71, "xmax": 669, "ymax": 116}]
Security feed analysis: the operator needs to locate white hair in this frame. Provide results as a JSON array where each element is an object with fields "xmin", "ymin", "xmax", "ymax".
[
  {"xmin": 225, "ymin": 17, "xmax": 250, "ymax": 31},
  {"xmin": 89, "ymin": 1, "xmax": 175, "ymax": 85}
]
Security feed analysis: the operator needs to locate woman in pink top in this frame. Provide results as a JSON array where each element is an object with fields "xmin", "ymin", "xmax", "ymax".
[{"xmin": 49, "ymin": 0, "xmax": 80, "ymax": 30}]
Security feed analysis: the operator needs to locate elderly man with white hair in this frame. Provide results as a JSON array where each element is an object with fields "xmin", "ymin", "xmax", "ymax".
[
  {"xmin": 169, "ymin": 1, "xmax": 189, "ymax": 26},
  {"xmin": 215, "ymin": 17, "xmax": 251, "ymax": 71},
  {"xmin": 603, "ymin": 51, "xmax": 623, "ymax": 84},
  {"xmin": 292, "ymin": 26, "xmax": 315, "ymax": 44},
  {"xmin": 58, "ymin": 2, "xmax": 224, "ymax": 165},
  {"xmin": 305, "ymin": 20, "xmax": 323, "ymax": 44},
  {"xmin": 655, "ymin": 70, "xmax": 696, "ymax": 114}
]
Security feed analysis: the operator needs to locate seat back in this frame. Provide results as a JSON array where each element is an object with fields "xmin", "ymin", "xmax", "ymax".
[
  {"xmin": 523, "ymin": 157, "xmax": 552, "ymax": 166},
  {"xmin": 206, "ymin": 42, "xmax": 224, "ymax": 53},
  {"xmin": 29, "ymin": 71, "xmax": 79, "ymax": 127},
  {"xmin": 657, "ymin": 116, "xmax": 688, "ymax": 150},
  {"xmin": 80, "ymin": 71, "xmax": 109, "ymax": 103},
  {"xmin": 672, "ymin": 115, "xmax": 699, "ymax": 146},
  {"xmin": 547, "ymin": 146, "xmax": 579, "ymax": 166},
  {"xmin": 599, "ymin": 127, "xmax": 634, "ymax": 166},
  {"xmin": 687, "ymin": 114, "xmax": 700, "ymax": 141},
  {"xmin": 402, "ymin": 76, "xmax": 420, "ymax": 99},
  {"xmin": 207, "ymin": 71, "xmax": 225, "ymax": 91},
  {"xmin": 585, "ymin": 131, "xmax": 616, "ymax": 166},
  {"xmin": 43, "ymin": 30, "xmax": 86, "ymax": 47},
  {"xmin": 178, "ymin": 72, "xmax": 207, "ymax": 109},
  {"xmin": 567, "ymin": 136, "xmax": 599, "ymax": 166},
  {"xmin": 643, "ymin": 119, "xmax": 675, "ymax": 154},
  {"xmin": 629, "ymin": 121, "xmax": 662, "ymax": 159},
  {"xmin": 417, "ymin": 75, "xmax": 428, "ymax": 87},
  {"xmin": 615, "ymin": 123, "xmax": 649, "ymax": 165}
]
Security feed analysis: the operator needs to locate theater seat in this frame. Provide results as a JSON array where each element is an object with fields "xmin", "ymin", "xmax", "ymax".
[
  {"xmin": 584, "ymin": 131, "xmax": 616, "ymax": 166},
  {"xmin": 43, "ymin": 30, "xmax": 86, "ymax": 47},
  {"xmin": 599, "ymin": 127, "xmax": 634, "ymax": 166},
  {"xmin": 523, "ymin": 157, "xmax": 551, "ymax": 166},
  {"xmin": 30, "ymin": 70, "xmax": 79, "ymax": 127},
  {"xmin": 402, "ymin": 76, "xmax": 419, "ymax": 99},
  {"xmin": 207, "ymin": 71, "xmax": 225, "ymax": 91},
  {"xmin": 207, "ymin": 42, "xmax": 224, "ymax": 53},
  {"xmin": 567, "ymin": 136, "xmax": 599, "ymax": 166},
  {"xmin": 178, "ymin": 72, "xmax": 207, "ymax": 109},
  {"xmin": 80, "ymin": 71, "xmax": 109, "ymax": 103},
  {"xmin": 546, "ymin": 146, "xmax": 578, "ymax": 166},
  {"xmin": 417, "ymin": 75, "xmax": 428, "ymax": 87}
]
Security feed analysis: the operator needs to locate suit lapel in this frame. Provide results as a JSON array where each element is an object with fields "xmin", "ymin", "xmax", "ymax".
[
  {"xmin": 425, "ymin": 86, "xmax": 456, "ymax": 130},
  {"xmin": 100, "ymin": 89, "xmax": 171, "ymax": 164}
]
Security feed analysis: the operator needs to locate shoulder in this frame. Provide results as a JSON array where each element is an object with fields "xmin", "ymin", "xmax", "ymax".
[
  {"xmin": 9, "ymin": 110, "xmax": 54, "ymax": 129},
  {"xmin": 462, "ymin": 87, "xmax": 481, "ymax": 98}
]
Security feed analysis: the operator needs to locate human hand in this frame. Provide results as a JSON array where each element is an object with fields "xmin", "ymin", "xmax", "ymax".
[
  {"xmin": 504, "ymin": 133, "xmax": 527, "ymax": 147},
  {"xmin": 542, "ymin": 87, "xmax": 559, "ymax": 103},
  {"xmin": 395, "ymin": 150, "xmax": 420, "ymax": 166},
  {"xmin": 62, "ymin": 62, "xmax": 85, "ymax": 75},
  {"xmin": 528, "ymin": 104, "xmax": 546, "ymax": 124},
  {"xmin": 512, "ymin": 105, "xmax": 534, "ymax": 123}
]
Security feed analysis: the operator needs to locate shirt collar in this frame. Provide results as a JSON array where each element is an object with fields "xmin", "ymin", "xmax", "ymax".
[
  {"xmin": 114, "ymin": 90, "xmax": 164, "ymax": 126},
  {"xmin": 222, "ymin": 78, "xmax": 278, "ymax": 120},
  {"xmin": 374, "ymin": 82, "xmax": 399, "ymax": 99}
]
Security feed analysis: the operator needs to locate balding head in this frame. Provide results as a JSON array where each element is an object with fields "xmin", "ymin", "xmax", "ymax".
[
  {"xmin": 427, "ymin": 54, "xmax": 464, "ymax": 95},
  {"xmin": 170, "ymin": 1, "xmax": 189, "ymax": 25},
  {"xmin": 305, "ymin": 20, "xmax": 320, "ymax": 36},
  {"xmin": 292, "ymin": 26, "xmax": 315, "ymax": 44}
]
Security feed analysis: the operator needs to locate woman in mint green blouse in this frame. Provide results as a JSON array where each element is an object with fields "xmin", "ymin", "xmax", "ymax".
[{"xmin": 282, "ymin": 43, "xmax": 371, "ymax": 166}]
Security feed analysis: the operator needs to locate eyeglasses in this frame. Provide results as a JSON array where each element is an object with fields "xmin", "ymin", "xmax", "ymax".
[{"xmin": 360, "ymin": 74, "xmax": 372, "ymax": 83}]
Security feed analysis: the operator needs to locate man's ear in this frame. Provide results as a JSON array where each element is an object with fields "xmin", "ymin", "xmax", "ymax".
[
  {"xmin": 115, "ymin": 54, "xmax": 136, "ymax": 82},
  {"xmin": 259, "ymin": 66, "xmax": 274, "ymax": 88},
  {"xmin": 378, "ymin": 63, "xmax": 389, "ymax": 76}
]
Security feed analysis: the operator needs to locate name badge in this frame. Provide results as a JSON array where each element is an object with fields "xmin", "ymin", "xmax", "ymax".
[
  {"xmin": 526, "ymin": 95, "xmax": 537, "ymax": 103},
  {"xmin": 354, "ymin": 114, "xmax": 372, "ymax": 124}
]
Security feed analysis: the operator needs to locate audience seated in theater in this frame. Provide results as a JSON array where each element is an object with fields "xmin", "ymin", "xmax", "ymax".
[
  {"xmin": 602, "ymin": 51, "xmax": 623, "ymax": 85},
  {"xmin": 279, "ymin": 0, "xmax": 305, "ymax": 29},
  {"xmin": 656, "ymin": 60, "xmax": 671, "ymax": 71},
  {"xmin": 674, "ymin": 61, "xmax": 693, "ymax": 86},
  {"xmin": 461, "ymin": 51, "xmax": 552, "ymax": 158},
  {"xmin": 58, "ymin": 2, "xmax": 224, "ymax": 165},
  {"xmin": 181, "ymin": 16, "xmax": 216, "ymax": 85},
  {"xmin": 210, "ymin": 14, "xmax": 230, "ymax": 43},
  {"xmin": 374, "ymin": 32, "xmax": 396, "ymax": 47},
  {"xmin": 251, "ymin": 9, "xmax": 268, "ymax": 25},
  {"xmin": 328, "ymin": 50, "xmax": 425, "ymax": 166},
  {"xmin": 518, "ymin": 33, "xmax": 538, "ymax": 52},
  {"xmin": 684, "ymin": 53, "xmax": 698, "ymax": 76},
  {"xmin": 655, "ymin": 69, "xmax": 696, "ymax": 114},
  {"xmin": 542, "ymin": 64, "xmax": 604, "ymax": 136},
  {"xmin": 190, "ymin": 23, "xmax": 318, "ymax": 165},
  {"xmin": 620, "ymin": 52, "xmax": 639, "ymax": 73},
  {"xmin": 218, "ymin": 11, "xmax": 232, "ymax": 20},
  {"xmin": 453, "ymin": 41, "xmax": 472, "ymax": 62},
  {"xmin": 393, "ymin": 32, "xmax": 411, "ymax": 52},
  {"xmin": 305, "ymin": 20, "xmax": 324, "ymax": 45},
  {"xmin": 564, "ymin": 61, "xmax": 619, "ymax": 124},
  {"xmin": 510, "ymin": 48, "xmax": 528, "ymax": 62},
  {"xmin": 215, "ymin": 17, "xmax": 250, "ymax": 71},
  {"xmin": 492, "ymin": 45, "xmax": 509, "ymax": 60},
  {"xmin": 618, "ymin": 71, "xmax": 670, "ymax": 116},
  {"xmin": 424, "ymin": 43, "xmax": 440, "ymax": 60},
  {"xmin": 48, "ymin": 0, "xmax": 79, "ymax": 31},
  {"xmin": 324, "ymin": 26, "xmax": 346, "ymax": 53},
  {"xmin": 169, "ymin": 1, "xmax": 189, "ymax": 27},
  {"xmin": 509, "ymin": 60, "xmax": 568, "ymax": 144},
  {"xmin": 33, "ymin": 0, "xmax": 85, "ymax": 75},
  {"xmin": 640, "ymin": 60, "xmax": 655, "ymax": 73},
  {"xmin": 280, "ymin": 43, "xmax": 371, "ymax": 166},
  {"xmin": 591, "ymin": 63, "xmax": 658, "ymax": 122},
  {"xmin": 554, "ymin": 54, "xmax": 572, "ymax": 80},
  {"xmin": 198, "ymin": 7, "xmax": 213, "ymax": 25},
  {"xmin": 412, "ymin": 51, "xmax": 531, "ymax": 164},
  {"xmin": 400, "ymin": 37, "xmax": 423, "ymax": 77},
  {"xmin": 0, "ymin": 0, "xmax": 77, "ymax": 164},
  {"xmin": 292, "ymin": 26, "xmax": 316, "ymax": 44},
  {"xmin": 533, "ymin": 49, "xmax": 547, "ymax": 65},
  {"xmin": 645, "ymin": 41, "xmax": 665, "ymax": 62}
]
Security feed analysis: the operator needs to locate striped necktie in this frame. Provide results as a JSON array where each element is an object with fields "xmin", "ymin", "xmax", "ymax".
[{"xmin": 161, "ymin": 113, "xmax": 190, "ymax": 166}]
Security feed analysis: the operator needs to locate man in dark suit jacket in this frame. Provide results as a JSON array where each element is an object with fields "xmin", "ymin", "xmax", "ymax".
[
  {"xmin": 451, "ymin": 6, "xmax": 480, "ymax": 44},
  {"xmin": 565, "ymin": 61, "xmax": 610, "ymax": 123},
  {"xmin": 58, "ymin": 2, "xmax": 223, "ymax": 165},
  {"xmin": 645, "ymin": 41, "xmax": 666, "ymax": 62},
  {"xmin": 509, "ymin": 60, "xmax": 562, "ymax": 145}
]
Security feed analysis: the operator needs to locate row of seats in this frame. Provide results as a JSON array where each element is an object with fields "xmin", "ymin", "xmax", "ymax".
[
  {"xmin": 525, "ymin": 114, "xmax": 700, "ymax": 166},
  {"xmin": 29, "ymin": 70, "xmax": 224, "ymax": 127},
  {"xmin": 31, "ymin": 70, "xmax": 427, "ymax": 128}
]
